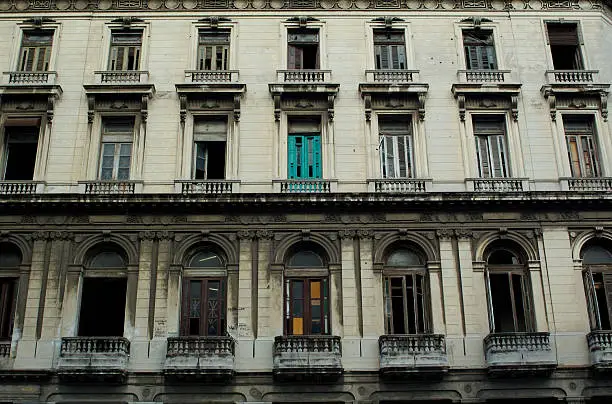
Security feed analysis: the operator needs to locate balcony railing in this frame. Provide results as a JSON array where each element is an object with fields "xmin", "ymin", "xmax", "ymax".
[
  {"xmin": 0, "ymin": 341, "xmax": 10, "ymax": 358},
  {"xmin": 185, "ymin": 70, "xmax": 239, "ymax": 83},
  {"xmin": 458, "ymin": 69, "xmax": 511, "ymax": 83},
  {"xmin": 177, "ymin": 180, "xmax": 239, "ymax": 195},
  {"xmin": 275, "ymin": 179, "xmax": 334, "ymax": 193},
  {"xmin": 81, "ymin": 180, "xmax": 138, "ymax": 195},
  {"xmin": 94, "ymin": 70, "xmax": 149, "ymax": 84},
  {"xmin": 563, "ymin": 177, "xmax": 612, "ymax": 192},
  {"xmin": 0, "ymin": 181, "xmax": 43, "ymax": 195},
  {"xmin": 58, "ymin": 337, "xmax": 130, "ymax": 382},
  {"xmin": 484, "ymin": 332, "xmax": 556, "ymax": 375},
  {"xmin": 273, "ymin": 335, "xmax": 342, "ymax": 380},
  {"xmin": 277, "ymin": 70, "xmax": 331, "ymax": 83},
  {"xmin": 365, "ymin": 70, "xmax": 419, "ymax": 83},
  {"xmin": 546, "ymin": 70, "xmax": 599, "ymax": 84},
  {"xmin": 587, "ymin": 330, "xmax": 612, "ymax": 371},
  {"xmin": 469, "ymin": 178, "xmax": 527, "ymax": 192},
  {"xmin": 165, "ymin": 336, "xmax": 235, "ymax": 379},
  {"xmin": 61, "ymin": 336, "xmax": 130, "ymax": 355},
  {"xmin": 379, "ymin": 334, "xmax": 448, "ymax": 377},
  {"xmin": 369, "ymin": 179, "xmax": 429, "ymax": 193},
  {"xmin": 3, "ymin": 71, "xmax": 57, "ymax": 85}
]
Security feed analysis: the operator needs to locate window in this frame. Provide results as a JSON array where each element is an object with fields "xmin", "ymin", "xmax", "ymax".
[
  {"xmin": 193, "ymin": 116, "xmax": 227, "ymax": 180},
  {"xmin": 287, "ymin": 29, "xmax": 319, "ymax": 70},
  {"xmin": 383, "ymin": 248, "xmax": 428, "ymax": 335},
  {"xmin": 181, "ymin": 250, "xmax": 226, "ymax": 336},
  {"xmin": 197, "ymin": 30, "xmax": 230, "ymax": 71},
  {"xmin": 463, "ymin": 29, "xmax": 497, "ymax": 70},
  {"xmin": 18, "ymin": 30, "xmax": 53, "ymax": 72},
  {"xmin": 473, "ymin": 115, "xmax": 510, "ymax": 178},
  {"xmin": 563, "ymin": 115, "xmax": 600, "ymax": 178},
  {"xmin": 99, "ymin": 118, "xmax": 134, "ymax": 180},
  {"xmin": 108, "ymin": 31, "xmax": 142, "ymax": 71},
  {"xmin": 379, "ymin": 115, "xmax": 414, "ymax": 179},
  {"xmin": 288, "ymin": 117, "xmax": 321, "ymax": 179},
  {"xmin": 2, "ymin": 122, "xmax": 40, "ymax": 181},
  {"xmin": 374, "ymin": 30, "xmax": 406, "ymax": 70},
  {"xmin": 582, "ymin": 241, "xmax": 612, "ymax": 330},
  {"xmin": 485, "ymin": 245, "xmax": 532, "ymax": 333},
  {"xmin": 546, "ymin": 22, "xmax": 583, "ymax": 70},
  {"xmin": 284, "ymin": 247, "xmax": 329, "ymax": 336},
  {"xmin": 0, "ymin": 244, "xmax": 20, "ymax": 342}
]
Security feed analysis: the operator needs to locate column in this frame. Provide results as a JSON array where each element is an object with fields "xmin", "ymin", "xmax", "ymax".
[
  {"xmin": 329, "ymin": 263, "xmax": 343, "ymax": 337},
  {"xmin": 236, "ymin": 230, "xmax": 254, "ymax": 338},
  {"xmin": 133, "ymin": 232, "xmax": 154, "ymax": 339},
  {"xmin": 437, "ymin": 230, "xmax": 462, "ymax": 335},
  {"xmin": 150, "ymin": 232, "xmax": 173, "ymax": 367},
  {"xmin": 340, "ymin": 230, "xmax": 358, "ymax": 337},
  {"xmin": 360, "ymin": 230, "xmax": 384, "ymax": 336}
]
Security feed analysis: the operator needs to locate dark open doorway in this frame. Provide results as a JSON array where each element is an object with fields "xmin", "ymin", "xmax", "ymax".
[{"xmin": 78, "ymin": 277, "xmax": 127, "ymax": 337}]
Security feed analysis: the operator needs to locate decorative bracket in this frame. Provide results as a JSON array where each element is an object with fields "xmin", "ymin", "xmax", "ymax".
[
  {"xmin": 511, "ymin": 94, "xmax": 519, "ymax": 121},
  {"xmin": 46, "ymin": 95, "xmax": 55, "ymax": 124},
  {"xmin": 274, "ymin": 94, "xmax": 281, "ymax": 122},
  {"xmin": 87, "ymin": 95, "xmax": 95, "ymax": 124},
  {"xmin": 457, "ymin": 94, "xmax": 466, "ymax": 122},
  {"xmin": 284, "ymin": 16, "xmax": 320, "ymax": 27},
  {"xmin": 364, "ymin": 94, "xmax": 372, "ymax": 121},
  {"xmin": 140, "ymin": 95, "xmax": 148, "ymax": 123},
  {"xmin": 197, "ymin": 16, "xmax": 231, "ymax": 29},
  {"xmin": 110, "ymin": 17, "xmax": 144, "ymax": 28},
  {"xmin": 179, "ymin": 94, "xmax": 187, "ymax": 124},
  {"xmin": 418, "ymin": 92, "xmax": 426, "ymax": 121},
  {"xmin": 233, "ymin": 94, "xmax": 241, "ymax": 122},
  {"xmin": 328, "ymin": 94, "xmax": 335, "ymax": 122},
  {"xmin": 600, "ymin": 91, "xmax": 608, "ymax": 121},
  {"xmin": 546, "ymin": 91, "xmax": 557, "ymax": 121},
  {"xmin": 22, "ymin": 17, "xmax": 56, "ymax": 27}
]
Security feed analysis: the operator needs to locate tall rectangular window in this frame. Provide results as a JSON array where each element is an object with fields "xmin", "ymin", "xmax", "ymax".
[
  {"xmin": 99, "ymin": 117, "xmax": 133, "ymax": 180},
  {"xmin": 197, "ymin": 30, "xmax": 230, "ymax": 71},
  {"xmin": 285, "ymin": 278, "xmax": 329, "ymax": 335},
  {"xmin": 463, "ymin": 29, "xmax": 497, "ymax": 70},
  {"xmin": 193, "ymin": 116, "xmax": 227, "ymax": 180},
  {"xmin": 473, "ymin": 115, "xmax": 509, "ymax": 178},
  {"xmin": 287, "ymin": 29, "xmax": 319, "ymax": 70},
  {"xmin": 0, "ymin": 279, "xmax": 17, "ymax": 341},
  {"xmin": 383, "ymin": 274, "xmax": 426, "ymax": 334},
  {"xmin": 374, "ymin": 30, "xmax": 406, "ymax": 70},
  {"xmin": 287, "ymin": 117, "xmax": 321, "ymax": 179},
  {"xmin": 181, "ymin": 278, "xmax": 226, "ymax": 337},
  {"xmin": 563, "ymin": 115, "xmax": 600, "ymax": 178},
  {"xmin": 2, "ymin": 121, "xmax": 40, "ymax": 181},
  {"xmin": 108, "ymin": 31, "xmax": 142, "ymax": 71},
  {"xmin": 379, "ymin": 115, "xmax": 414, "ymax": 179},
  {"xmin": 546, "ymin": 23, "xmax": 583, "ymax": 70},
  {"xmin": 19, "ymin": 30, "xmax": 53, "ymax": 72}
]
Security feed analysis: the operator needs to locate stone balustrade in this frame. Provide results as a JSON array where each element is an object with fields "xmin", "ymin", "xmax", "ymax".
[
  {"xmin": 470, "ymin": 178, "xmax": 527, "ymax": 192},
  {"xmin": 546, "ymin": 70, "xmax": 599, "ymax": 84},
  {"xmin": 177, "ymin": 180, "xmax": 238, "ymax": 195},
  {"xmin": 365, "ymin": 69, "xmax": 419, "ymax": 83},
  {"xmin": 277, "ymin": 69, "xmax": 331, "ymax": 83},
  {"xmin": 81, "ymin": 180, "xmax": 138, "ymax": 195},
  {"xmin": 185, "ymin": 70, "xmax": 239, "ymax": 83},
  {"xmin": 379, "ymin": 334, "xmax": 449, "ymax": 377},
  {"xmin": 587, "ymin": 330, "xmax": 612, "ymax": 371},
  {"xmin": 0, "ymin": 181, "xmax": 43, "ymax": 195},
  {"xmin": 165, "ymin": 336, "xmax": 235, "ymax": 379},
  {"xmin": 484, "ymin": 332, "xmax": 557, "ymax": 375},
  {"xmin": 94, "ymin": 70, "xmax": 149, "ymax": 84},
  {"xmin": 58, "ymin": 336, "xmax": 130, "ymax": 382},
  {"xmin": 275, "ymin": 179, "xmax": 335, "ymax": 193},
  {"xmin": 273, "ymin": 335, "xmax": 342, "ymax": 380},
  {"xmin": 370, "ymin": 178, "xmax": 429, "ymax": 193},
  {"xmin": 564, "ymin": 177, "xmax": 612, "ymax": 192},
  {"xmin": 458, "ymin": 69, "xmax": 511, "ymax": 83},
  {"xmin": 3, "ymin": 71, "xmax": 57, "ymax": 85}
]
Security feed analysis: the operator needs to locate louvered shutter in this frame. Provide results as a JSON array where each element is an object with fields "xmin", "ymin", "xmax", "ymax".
[
  {"xmin": 396, "ymin": 45, "xmax": 406, "ymax": 69},
  {"xmin": 485, "ymin": 46, "xmax": 497, "ymax": 69},
  {"xmin": 466, "ymin": 46, "xmax": 481, "ymax": 70},
  {"xmin": 584, "ymin": 269, "xmax": 601, "ymax": 329},
  {"xmin": 547, "ymin": 23, "xmax": 580, "ymax": 45},
  {"xmin": 603, "ymin": 272, "xmax": 612, "ymax": 330},
  {"xmin": 485, "ymin": 271, "xmax": 495, "ymax": 332},
  {"xmin": 288, "ymin": 45, "xmax": 301, "ymax": 69},
  {"xmin": 489, "ymin": 135, "xmax": 508, "ymax": 178},
  {"xmin": 475, "ymin": 136, "xmax": 491, "ymax": 177},
  {"xmin": 180, "ymin": 279, "xmax": 190, "ymax": 336},
  {"xmin": 310, "ymin": 135, "xmax": 322, "ymax": 179},
  {"xmin": 379, "ymin": 45, "xmax": 390, "ymax": 69},
  {"xmin": 288, "ymin": 136, "xmax": 298, "ymax": 178},
  {"xmin": 35, "ymin": 47, "xmax": 49, "ymax": 71}
]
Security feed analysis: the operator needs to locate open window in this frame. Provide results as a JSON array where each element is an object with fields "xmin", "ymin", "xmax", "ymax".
[
  {"xmin": 563, "ymin": 115, "xmax": 600, "ymax": 178},
  {"xmin": 472, "ymin": 115, "xmax": 510, "ymax": 178},
  {"xmin": 582, "ymin": 241, "xmax": 612, "ymax": 331},
  {"xmin": 287, "ymin": 28, "xmax": 319, "ymax": 70},
  {"xmin": 108, "ymin": 30, "xmax": 142, "ymax": 71},
  {"xmin": 373, "ymin": 29, "xmax": 406, "ymax": 70},
  {"xmin": 18, "ymin": 30, "xmax": 53, "ymax": 72},
  {"xmin": 546, "ymin": 22, "xmax": 584, "ymax": 70},
  {"xmin": 197, "ymin": 30, "xmax": 230, "ymax": 71},
  {"xmin": 2, "ymin": 120, "xmax": 40, "ymax": 181},
  {"xmin": 379, "ymin": 115, "xmax": 414, "ymax": 179},
  {"xmin": 462, "ymin": 29, "xmax": 497, "ymax": 70},
  {"xmin": 0, "ymin": 244, "xmax": 20, "ymax": 342},
  {"xmin": 98, "ymin": 117, "xmax": 134, "ymax": 180},
  {"xmin": 485, "ymin": 243, "xmax": 533, "ymax": 333},
  {"xmin": 287, "ymin": 116, "xmax": 322, "ymax": 180},
  {"xmin": 193, "ymin": 116, "xmax": 227, "ymax": 180}
]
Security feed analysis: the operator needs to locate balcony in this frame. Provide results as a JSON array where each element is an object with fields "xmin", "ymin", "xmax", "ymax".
[
  {"xmin": 0, "ymin": 341, "xmax": 10, "ymax": 367},
  {"xmin": 277, "ymin": 69, "xmax": 331, "ymax": 83},
  {"xmin": 365, "ymin": 69, "xmax": 420, "ymax": 84},
  {"xmin": 164, "ymin": 336, "xmax": 235, "ymax": 380},
  {"xmin": 541, "ymin": 70, "xmax": 609, "ymax": 120},
  {"xmin": 3, "ymin": 71, "xmax": 57, "ymax": 85},
  {"xmin": 467, "ymin": 178, "xmax": 529, "ymax": 192},
  {"xmin": 176, "ymin": 180, "xmax": 239, "ymax": 195},
  {"xmin": 379, "ymin": 334, "xmax": 449, "ymax": 378},
  {"xmin": 561, "ymin": 177, "xmax": 612, "ymax": 192},
  {"xmin": 359, "ymin": 70, "xmax": 428, "ymax": 120},
  {"xmin": 0, "ymin": 71, "xmax": 62, "ymax": 109},
  {"xmin": 484, "ymin": 332, "xmax": 557, "ymax": 376},
  {"xmin": 79, "ymin": 180, "xmax": 141, "ymax": 195},
  {"xmin": 84, "ymin": 71, "xmax": 154, "ymax": 108},
  {"xmin": 273, "ymin": 179, "xmax": 336, "ymax": 193},
  {"xmin": 273, "ymin": 335, "xmax": 342, "ymax": 381},
  {"xmin": 57, "ymin": 337, "xmax": 130, "ymax": 382},
  {"xmin": 546, "ymin": 70, "xmax": 601, "ymax": 85},
  {"xmin": 452, "ymin": 69, "xmax": 520, "ymax": 97},
  {"xmin": 368, "ymin": 179, "xmax": 430, "ymax": 193},
  {"xmin": 0, "ymin": 181, "xmax": 44, "ymax": 195},
  {"xmin": 94, "ymin": 70, "xmax": 149, "ymax": 84},
  {"xmin": 457, "ymin": 69, "xmax": 511, "ymax": 84},
  {"xmin": 587, "ymin": 331, "xmax": 612, "ymax": 372},
  {"xmin": 185, "ymin": 70, "xmax": 240, "ymax": 83}
]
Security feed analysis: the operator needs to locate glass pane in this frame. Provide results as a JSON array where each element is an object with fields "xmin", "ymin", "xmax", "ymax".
[
  {"xmin": 208, "ymin": 280, "xmax": 219, "ymax": 300},
  {"xmin": 292, "ymin": 299, "xmax": 303, "ymax": 317},
  {"xmin": 490, "ymin": 273, "xmax": 515, "ymax": 332},
  {"xmin": 512, "ymin": 274, "xmax": 527, "ymax": 332},
  {"xmin": 292, "ymin": 280, "xmax": 304, "ymax": 299},
  {"xmin": 311, "ymin": 281, "xmax": 321, "ymax": 299},
  {"xmin": 89, "ymin": 251, "xmax": 125, "ymax": 268},
  {"xmin": 189, "ymin": 251, "xmax": 223, "ymax": 267},
  {"xmin": 387, "ymin": 248, "xmax": 423, "ymax": 266},
  {"xmin": 583, "ymin": 245, "xmax": 612, "ymax": 264},
  {"xmin": 190, "ymin": 281, "xmax": 201, "ymax": 317},
  {"xmin": 594, "ymin": 273, "xmax": 611, "ymax": 330},
  {"xmin": 288, "ymin": 250, "xmax": 324, "ymax": 268},
  {"xmin": 488, "ymin": 249, "xmax": 521, "ymax": 265}
]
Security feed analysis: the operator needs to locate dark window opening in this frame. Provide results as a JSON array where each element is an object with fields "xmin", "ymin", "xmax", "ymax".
[
  {"xmin": 198, "ymin": 30, "xmax": 230, "ymax": 70},
  {"xmin": 489, "ymin": 272, "xmax": 528, "ymax": 333},
  {"xmin": 0, "ymin": 279, "xmax": 17, "ymax": 340},
  {"xmin": 3, "ymin": 126, "xmax": 39, "ymax": 181},
  {"xmin": 547, "ymin": 23, "xmax": 583, "ymax": 70},
  {"xmin": 109, "ymin": 31, "xmax": 142, "ymax": 71},
  {"xmin": 194, "ymin": 142, "xmax": 226, "ymax": 180},
  {"xmin": 582, "ymin": 242, "xmax": 612, "ymax": 330},
  {"xmin": 288, "ymin": 29, "xmax": 319, "ymax": 70},
  {"xmin": 473, "ymin": 115, "xmax": 509, "ymax": 178},
  {"xmin": 78, "ymin": 278, "xmax": 127, "ymax": 337},
  {"xmin": 374, "ymin": 29, "xmax": 407, "ymax": 70},
  {"xmin": 563, "ymin": 115, "xmax": 599, "ymax": 178},
  {"xmin": 463, "ymin": 29, "xmax": 497, "ymax": 70},
  {"xmin": 384, "ymin": 274, "xmax": 426, "ymax": 334},
  {"xmin": 19, "ymin": 30, "xmax": 53, "ymax": 71},
  {"xmin": 181, "ymin": 278, "xmax": 226, "ymax": 336},
  {"xmin": 285, "ymin": 278, "xmax": 329, "ymax": 335}
]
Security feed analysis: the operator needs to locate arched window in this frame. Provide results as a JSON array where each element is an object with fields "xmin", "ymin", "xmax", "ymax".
[
  {"xmin": 485, "ymin": 243, "xmax": 532, "ymax": 333},
  {"xmin": 0, "ymin": 243, "xmax": 21, "ymax": 342},
  {"xmin": 383, "ymin": 246, "xmax": 428, "ymax": 335},
  {"xmin": 79, "ymin": 245, "xmax": 128, "ymax": 337},
  {"xmin": 582, "ymin": 241, "xmax": 612, "ymax": 330},
  {"xmin": 181, "ymin": 248, "xmax": 226, "ymax": 337},
  {"xmin": 284, "ymin": 244, "xmax": 329, "ymax": 336}
]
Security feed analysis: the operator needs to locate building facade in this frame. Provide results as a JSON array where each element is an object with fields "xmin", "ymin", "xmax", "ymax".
[{"xmin": 0, "ymin": 0, "xmax": 612, "ymax": 402}]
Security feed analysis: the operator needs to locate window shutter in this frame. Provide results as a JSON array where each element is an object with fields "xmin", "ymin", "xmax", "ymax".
[
  {"xmin": 193, "ymin": 118, "xmax": 228, "ymax": 142},
  {"xmin": 35, "ymin": 47, "xmax": 49, "ymax": 71},
  {"xmin": 383, "ymin": 136, "xmax": 396, "ymax": 178},
  {"xmin": 584, "ymin": 268, "xmax": 601, "ymax": 329},
  {"xmin": 602, "ymin": 272, "xmax": 612, "ymax": 330},
  {"xmin": 466, "ymin": 46, "xmax": 481, "ymax": 70},
  {"xmin": 311, "ymin": 135, "xmax": 322, "ymax": 179},
  {"xmin": 397, "ymin": 45, "xmax": 406, "ymax": 70},
  {"xmin": 489, "ymin": 135, "xmax": 508, "ymax": 178},
  {"xmin": 180, "ymin": 279, "xmax": 189, "ymax": 336},
  {"xmin": 379, "ymin": 45, "xmax": 390, "ymax": 69},
  {"xmin": 390, "ymin": 45, "xmax": 400, "ymax": 69},
  {"xmin": 288, "ymin": 45, "xmax": 302, "ymax": 69},
  {"xmin": 547, "ymin": 23, "xmax": 579, "ymax": 45},
  {"xmin": 23, "ymin": 48, "xmax": 36, "ymax": 71},
  {"xmin": 475, "ymin": 136, "xmax": 491, "ymax": 177},
  {"xmin": 485, "ymin": 46, "xmax": 497, "ymax": 69},
  {"xmin": 485, "ymin": 271, "xmax": 496, "ymax": 332},
  {"xmin": 397, "ymin": 135, "xmax": 414, "ymax": 178},
  {"xmin": 288, "ymin": 135, "xmax": 298, "ymax": 179}
]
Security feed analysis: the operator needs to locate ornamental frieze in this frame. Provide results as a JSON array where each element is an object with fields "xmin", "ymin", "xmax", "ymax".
[{"xmin": 0, "ymin": 0, "xmax": 603, "ymax": 11}]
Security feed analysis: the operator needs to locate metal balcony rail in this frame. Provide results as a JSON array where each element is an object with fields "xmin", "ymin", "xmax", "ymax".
[
  {"xmin": 279, "ymin": 179, "xmax": 332, "ymax": 193},
  {"xmin": 484, "ymin": 332, "xmax": 551, "ymax": 353},
  {"xmin": 567, "ymin": 177, "xmax": 612, "ymax": 191},
  {"xmin": 274, "ymin": 335, "xmax": 341, "ymax": 354},
  {"xmin": 277, "ymin": 69, "xmax": 331, "ymax": 83},
  {"xmin": 95, "ymin": 70, "xmax": 148, "ymax": 84},
  {"xmin": 186, "ymin": 70, "xmax": 239, "ymax": 83},
  {"xmin": 365, "ymin": 69, "xmax": 418, "ymax": 83},
  {"xmin": 373, "ymin": 179, "xmax": 428, "ymax": 193},
  {"xmin": 60, "ymin": 337, "xmax": 130, "ymax": 355},
  {"xmin": 546, "ymin": 70, "xmax": 598, "ymax": 84},
  {"xmin": 166, "ymin": 336, "xmax": 235, "ymax": 357},
  {"xmin": 179, "ymin": 180, "xmax": 236, "ymax": 195},
  {"xmin": 0, "ymin": 341, "xmax": 10, "ymax": 357},
  {"xmin": 83, "ymin": 181, "xmax": 137, "ymax": 195},
  {"xmin": 4, "ymin": 71, "xmax": 56, "ymax": 84},
  {"xmin": 472, "ymin": 178, "xmax": 525, "ymax": 192},
  {"xmin": 458, "ymin": 69, "xmax": 511, "ymax": 83},
  {"xmin": 379, "ymin": 334, "xmax": 446, "ymax": 354},
  {"xmin": 0, "ymin": 181, "xmax": 41, "ymax": 195},
  {"xmin": 587, "ymin": 330, "xmax": 612, "ymax": 351}
]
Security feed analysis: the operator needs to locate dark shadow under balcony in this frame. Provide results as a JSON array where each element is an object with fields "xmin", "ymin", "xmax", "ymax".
[
  {"xmin": 379, "ymin": 334, "xmax": 449, "ymax": 378},
  {"xmin": 164, "ymin": 336, "xmax": 235, "ymax": 381},
  {"xmin": 484, "ymin": 332, "xmax": 557, "ymax": 376},
  {"xmin": 587, "ymin": 331, "xmax": 612, "ymax": 372},
  {"xmin": 57, "ymin": 337, "xmax": 130, "ymax": 383},
  {"xmin": 273, "ymin": 335, "xmax": 342, "ymax": 381}
]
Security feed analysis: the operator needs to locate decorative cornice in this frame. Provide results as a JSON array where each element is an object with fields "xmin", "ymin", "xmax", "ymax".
[
  {"xmin": 138, "ymin": 231, "xmax": 174, "ymax": 240},
  {"xmin": 338, "ymin": 229, "xmax": 356, "ymax": 240}
]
